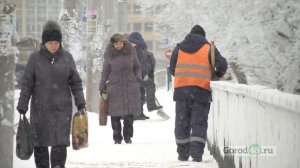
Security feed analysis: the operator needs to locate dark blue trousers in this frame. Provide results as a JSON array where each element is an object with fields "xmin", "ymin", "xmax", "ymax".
[{"xmin": 175, "ymin": 99, "xmax": 210, "ymax": 159}]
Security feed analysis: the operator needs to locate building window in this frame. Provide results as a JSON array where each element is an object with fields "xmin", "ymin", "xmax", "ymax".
[
  {"xmin": 26, "ymin": 25, "xmax": 31, "ymax": 34},
  {"xmin": 127, "ymin": 4, "xmax": 131, "ymax": 14},
  {"xmin": 156, "ymin": 40, "xmax": 164, "ymax": 51},
  {"xmin": 133, "ymin": 5, "xmax": 141, "ymax": 14},
  {"xmin": 144, "ymin": 22, "xmax": 153, "ymax": 32},
  {"xmin": 127, "ymin": 23, "xmax": 131, "ymax": 31},
  {"xmin": 145, "ymin": 40, "xmax": 153, "ymax": 51},
  {"xmin": 133, "ymin": 23, "xmax": 142, "ymax": 32}
]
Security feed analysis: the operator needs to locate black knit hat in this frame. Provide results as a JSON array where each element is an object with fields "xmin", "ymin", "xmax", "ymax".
[
  {"xmin": 42, "ymin": 20, "xmax": 62, "ymax": 44},
  {"xmin": 110, "ymin": 33, "xmax": 125, "ymax": 44},
  {"xmin": 190, "ymin": 25, "xmax": 206, "ymax": 37}
]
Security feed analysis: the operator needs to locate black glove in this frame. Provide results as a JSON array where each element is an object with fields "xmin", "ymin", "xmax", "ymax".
[
  {"xmin": 18, "ymin": 110, "xmax": 26, "ymax": 115},
  {"xmin": 77, "ymin": 104, "xmax": 86, "ymax": 112}
]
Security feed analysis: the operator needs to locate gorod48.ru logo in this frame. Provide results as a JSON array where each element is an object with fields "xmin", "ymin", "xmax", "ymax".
[{"xmin": 224, "ymin": 144, "xmax": 277, "ymax": 156}]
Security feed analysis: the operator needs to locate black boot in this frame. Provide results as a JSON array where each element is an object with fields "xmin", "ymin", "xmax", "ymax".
[
  {"xmin": 124, "ymin": 138, "xmax": 132, "ymax": 144},
  {"xmin": 134, "ymin": 114, "xmax": 145, "ymax": 120},
  {"xmin": 114, "ymin": 140, "xmax": 121, "ymax": 144},
  {"xmin": 134, "ymin": 112, "xmax": 149, "ymax": 120},
  {"xmin": 148, "ymin": 105, "xmax": 163, "ymax": 112},
  {"xmin": 178, "ymin": 155, "xmax": 189, "ymax": 161},
  {"xmin": 192, "ymin": 157, "xmax": 202, "ymax": 162},
  {"xmin": 140, "ymin": 112, "xmax": 150, "ymax": 119}
]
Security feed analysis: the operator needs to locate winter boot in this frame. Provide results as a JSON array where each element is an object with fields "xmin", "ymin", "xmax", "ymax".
[
  {"xmin": 148, "ymin": 105, "xmax": 163, "ymax": 112},
  {"xmin": 140, "ymin": 112, "xmax": 150, "ymax": 119},
  {"xmin": 134, "ymin": 114, "xmax": 145, "ymax": 120},
  {"xmin": 192, "ymin": 157, "xmax": 202, "ymax": 162},
  {"xmin": 52, "ymin": 166, "xmax": 64, "ymax": 168},
  {"xmin": 124, "ymin": 138, "xmax": 132, "ymax": 144},
  {"xmin": 178, "ymin": 156, "xmax": 189, "ymax": 161},
  {"xmin": 114, "ymin": 140, "xmax": 121, "ymax": 144}
]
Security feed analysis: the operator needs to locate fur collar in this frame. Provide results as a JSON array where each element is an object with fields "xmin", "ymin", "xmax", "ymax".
[{"xmin": 106, "ymin": 41, "xmax": 132, "ymax": 57}]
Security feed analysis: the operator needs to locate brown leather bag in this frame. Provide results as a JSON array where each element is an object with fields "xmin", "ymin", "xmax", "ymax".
[{"xmin": 99, "ymin": 93, "xmax": 108, "ymax": 126}]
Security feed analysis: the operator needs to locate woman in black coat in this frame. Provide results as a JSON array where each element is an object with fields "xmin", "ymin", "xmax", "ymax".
[{"xmin": 17, "ymin": 20, "xmax": 86, "ymax": 168}]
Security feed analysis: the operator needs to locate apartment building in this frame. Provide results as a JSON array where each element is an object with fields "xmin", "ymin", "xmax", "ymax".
[
  {"xmin": 126, "ymin": 0, "xmax": 165, "ymax": 59},
  {"xmin": 16, "ymin": 0, "xmax": 61, "ymax": 39}
]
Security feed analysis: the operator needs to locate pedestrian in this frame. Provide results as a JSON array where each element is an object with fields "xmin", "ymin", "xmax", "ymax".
[
  {"xmin": 128, "ymin": 32, "xmax": 162, "ymax": 120},
  {"xmin": 99, "ymin": 33, "xmax": 142, "ymax": 144},
  {"xmin": 146, "ymin": 51, "xmax": 156, "ymax": 80},
  {"xmin": 169, "ymin": 25, "xmax": 228, "ymax": 162},
  {"xmin": 16, "ymin": 20, "xmax": 86, "ymax": 168},
  {"xmin": 144, "ymin": 50, "xmax": 163, "ymax": 111}
]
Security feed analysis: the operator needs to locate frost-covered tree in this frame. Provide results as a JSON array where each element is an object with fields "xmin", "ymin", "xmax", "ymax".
[
  {"xmin": 58, "ymin": 0, "xmax": 82, "ymax": 62},
  {"xmin": 0, "ymin": 0, "xmax": 17, "ymax": 167},
  {"xmin": 138, "ymin": 0, "xmax": 300, "ymax": 94}
]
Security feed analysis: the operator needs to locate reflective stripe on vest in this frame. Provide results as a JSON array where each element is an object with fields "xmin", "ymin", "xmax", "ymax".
[{"xmin": 174, "ymin": 44, "xmax": 212, "ymax": 91}]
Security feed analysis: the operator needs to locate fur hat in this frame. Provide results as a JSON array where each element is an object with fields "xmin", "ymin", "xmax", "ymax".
[
  {"xmin": 42, "ymin": 20, "xmax": 62, "ymax": 44},
  {"xmin": 110, "ymin": 33, "xmax": 125, "ymax": 44},
  {"xmin": 190, "ymin": 25, "xmax": 206, "ymax": 37}
]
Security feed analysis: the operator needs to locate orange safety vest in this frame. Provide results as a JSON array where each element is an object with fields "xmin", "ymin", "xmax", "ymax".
[{"xmin": 174, "ymin": 44, "xmax": 212, "ymax": 91}]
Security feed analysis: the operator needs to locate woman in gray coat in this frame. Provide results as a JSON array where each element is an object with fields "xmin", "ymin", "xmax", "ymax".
[
  {"xmin": 99, "ymin": 33, "xmax": 142, "ymax": 144},
  {"xmin": 17, "ymin": 20, "xmax": 86, "ymax": 168}
]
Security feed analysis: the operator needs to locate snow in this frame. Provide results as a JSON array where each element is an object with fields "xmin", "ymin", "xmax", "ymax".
[
  {"xmin": 13, "ymin": 89, "xmax": 219, "ymax": 168},
  {"xmin": 138, "ymin": 0, "xmax": 300, "ymax": 94}
]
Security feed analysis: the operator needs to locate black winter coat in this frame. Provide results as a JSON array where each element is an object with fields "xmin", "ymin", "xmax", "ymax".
[
  {"xmin": 128, "ymin": 32, "xmax": 148, "ymax": 78},
  {"xmin": 169, "ymin": 33, "xmax": 228, "ymax": 103},
  {"xmin": 146, "ymin": 51, "xmax": 156, "ymax": 79},
  {"xmin": 17, "ymin": 45, "xmax": 86, "ymax": 147}
]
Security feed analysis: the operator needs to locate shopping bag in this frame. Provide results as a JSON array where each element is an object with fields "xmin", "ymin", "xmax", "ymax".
[
  {"xmin": 99, "ymin": 91, "xmax": 108, "ymax": 126},
  {"xmin": 99, "ymin": 97, "xmax": 108, "ymax": 126},
  {"xmin": 16, "ymin": 114, "xmax": 34, "ymax": 160},
  {"xmin": 72, "ymin": 109, "xmax": 88, "ymax": 150}
]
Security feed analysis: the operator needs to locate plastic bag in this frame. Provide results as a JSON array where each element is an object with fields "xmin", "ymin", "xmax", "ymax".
[
  {"xmin": 16, "ymin": 114, "xmax": 34, "ymax": 160},
  {"xmin": 72, "ymin": 109, "xmax": 88, "ymax": 150}
]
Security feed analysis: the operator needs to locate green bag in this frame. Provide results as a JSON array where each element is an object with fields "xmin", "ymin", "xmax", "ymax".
[{"xmin": 16, "ymin": 114, "xmax": 34, "ymax": 160}]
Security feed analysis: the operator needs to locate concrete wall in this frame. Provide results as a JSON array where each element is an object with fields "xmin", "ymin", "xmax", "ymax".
[{"xmin": 207, "ymin": 81, "xmax": 300, "ymax": 168}]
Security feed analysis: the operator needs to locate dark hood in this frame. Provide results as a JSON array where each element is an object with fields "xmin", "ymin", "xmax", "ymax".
[
  {"xmin": 128, "ymin": 32, "xmax": 147, "ymax": 49},
  {"xmin": 177, "ymin": 33, "xmax": 209, "ymax": 53}
]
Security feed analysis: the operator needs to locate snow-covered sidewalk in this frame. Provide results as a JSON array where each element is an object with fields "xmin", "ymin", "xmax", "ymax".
[{"xmin": 13, "ymin": 89, "xmax": 219, "ymax": 168}]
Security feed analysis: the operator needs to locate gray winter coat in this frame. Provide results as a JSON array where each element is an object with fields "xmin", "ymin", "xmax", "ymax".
[
  {"xmin": 17, "ymin": 45, "xmax": 86, "ymax": 147},
  {"xmin": 99, "ymin": 42, "xmax": 142, "ymax": 117}
]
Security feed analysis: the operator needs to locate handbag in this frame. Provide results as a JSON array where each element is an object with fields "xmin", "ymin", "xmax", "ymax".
[
  {"xmin": 16, "ymin": 114, "xmax": 34, "ymax": 160},
  {"xmin": 99, "ymin": 91, "xmax": 108, "ymax": 126},
  {"xmin": 72, "ymin": 109, "xmax": 88, "ymax": 150}
]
